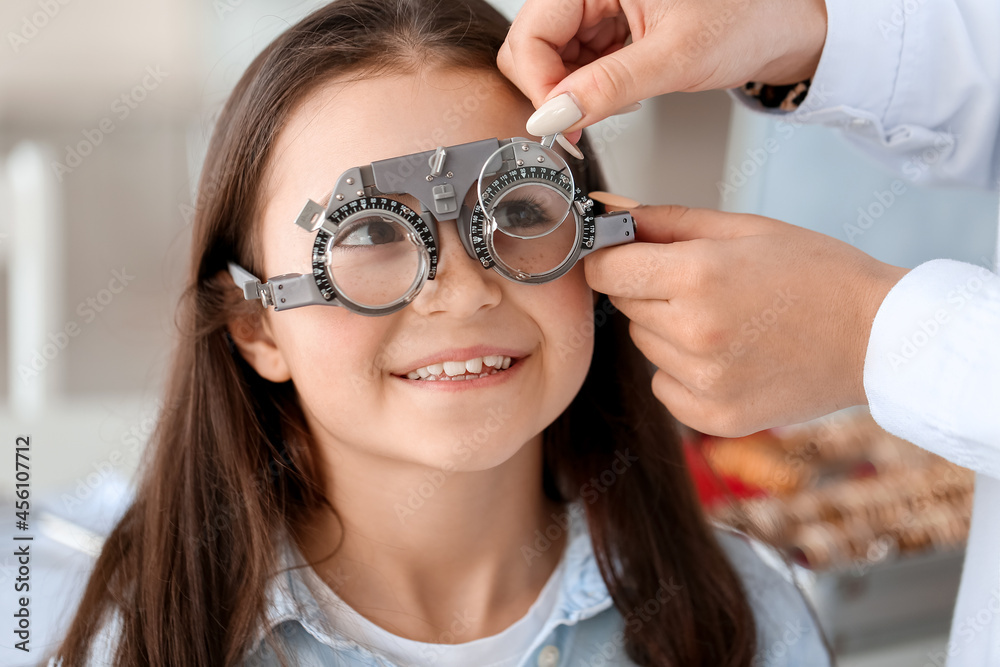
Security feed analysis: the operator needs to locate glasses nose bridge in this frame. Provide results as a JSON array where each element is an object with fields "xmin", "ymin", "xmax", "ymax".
[
  {"xmin": 365, "ymin": 136, "xmax": 565, "ymax": 283},
  {"xmin": 412, "ymin": 208, "xmax": 503, "ymax": 318},
  {"xmin": 367, "ymin": 139, "xmax": 500, "ymax": 278},
  {"xmin": 370, "ymin": 137, "xmax": 499, "ymax": 217},
  {"xmin": 422, "ymin": 201, "xmax": 486, "ymax": 276}
]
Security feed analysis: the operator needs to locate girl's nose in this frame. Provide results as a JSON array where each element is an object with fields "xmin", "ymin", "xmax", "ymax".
[{"xmin": 410, "ymin": 219, "xmax": 502, "ymax": 318}]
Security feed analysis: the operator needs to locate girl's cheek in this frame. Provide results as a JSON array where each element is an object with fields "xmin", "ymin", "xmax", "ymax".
[
  {"xmin": 540, "ymin": 279, "xmax": 596, "ymax": 367},
  {"xmin": 554, "ymin": 266, "xmax": 596, "ymax": 325},
  {"xmin": 276, "ymin": 311, "xmax": 380, "ymax": 378}
]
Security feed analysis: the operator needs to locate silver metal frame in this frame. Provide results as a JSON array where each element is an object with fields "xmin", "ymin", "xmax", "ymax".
[{"xmin": 228, "ymin": 135, "xmax": 635, "ymax": 316}]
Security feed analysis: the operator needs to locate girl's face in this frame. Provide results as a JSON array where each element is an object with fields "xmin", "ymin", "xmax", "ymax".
[{"xmin": 239, "ymin": 67, "xmax": 594, "ymax": 472}]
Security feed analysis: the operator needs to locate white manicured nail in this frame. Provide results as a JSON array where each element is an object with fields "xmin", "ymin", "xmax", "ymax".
[
  {"xmin": 526, "ymin": 93, "xmax": 583, "ymax": 136},
  {"xmin": 555, "ymin": 133, "xmax": 584, "ymax": 159}
]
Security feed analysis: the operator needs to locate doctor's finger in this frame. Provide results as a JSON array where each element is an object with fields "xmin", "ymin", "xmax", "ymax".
[
  {"xmin": 633, "ymin": 205, "xmax": 779, "ymax": 245},
  {"xmin": 498, "ymin": 0, "xmax": 594, "ymax": 108},
  {"xmin": 651, "ymin": 369, "xmax": 759, "ymax": 438},
  {"xmin": 648, "ymin": 370, "xmax": 723, "ymax": 434},
  {"xmin": 624, "ymin": 311, "xmax": 737, "ymax": 392},
  {"xmin": 624, "ymin": 319, "xmax": 690, "ymax": 374},
  {"xmin": 609, "ymin": 297, "xmax": 679, "ymax": 344},
  {"xmin": 583, "ymin": 243, "xmax": 688, "ymax": 301}
]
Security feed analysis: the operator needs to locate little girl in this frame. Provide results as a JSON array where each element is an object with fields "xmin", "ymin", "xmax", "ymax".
[{"xmin": 54, "ymin": 1, "xmax": 830, "ymax": 665}]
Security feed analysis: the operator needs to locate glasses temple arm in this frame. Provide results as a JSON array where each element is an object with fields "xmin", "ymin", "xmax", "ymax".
[{"xmin": 227, "ymin": 261, "xmax": 276, "ymax": 308}]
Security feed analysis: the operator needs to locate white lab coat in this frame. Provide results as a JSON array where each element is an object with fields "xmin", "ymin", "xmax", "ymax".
[{"xmin": 739, "ymin": 0, "xmax": 1000, "ymax": 663}]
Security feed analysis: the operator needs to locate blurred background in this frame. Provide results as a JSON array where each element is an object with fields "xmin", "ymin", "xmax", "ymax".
[{"xmin": 0, "ymin": 0, "xmax": 996, "ymax": 665}]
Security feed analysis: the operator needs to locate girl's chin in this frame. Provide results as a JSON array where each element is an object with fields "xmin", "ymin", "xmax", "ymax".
[{"xmin": 390, "ymin": 427, "xmax": 536, "ymax": 473}]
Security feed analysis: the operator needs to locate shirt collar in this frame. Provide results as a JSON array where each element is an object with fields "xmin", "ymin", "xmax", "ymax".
[{"xmin": 249, "ymin": 499, "xmax": 613, "ymax": 662}]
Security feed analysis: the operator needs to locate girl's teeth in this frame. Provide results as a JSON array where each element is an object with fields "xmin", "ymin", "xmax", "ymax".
[
  {"xmin": 404, "ymin": 355, "xmax": 514, "ymax": 381},
  {"xmin": 442, "ymin": 361, "xmax": 466, "ymax": 376}
]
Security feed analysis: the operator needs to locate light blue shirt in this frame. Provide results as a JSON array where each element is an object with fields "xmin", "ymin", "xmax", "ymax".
[{"xmin": 238, "ymin": 500, "xmax": 831, "ymax": 667}]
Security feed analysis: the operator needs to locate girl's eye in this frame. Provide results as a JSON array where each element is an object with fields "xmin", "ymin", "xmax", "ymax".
[
  {"xmin": 493, "ymin": 199, "xmax": 552, "ymax": 232},
  {"xmin": 340, "ymin": 217, "xmax": 405, "ymax": 247}
]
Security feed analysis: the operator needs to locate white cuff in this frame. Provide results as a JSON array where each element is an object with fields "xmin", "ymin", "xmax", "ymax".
[
  {"xmin": 864, "ymin": 258, "xmax": 1000, "ymax": 477},
  {"xmin": 730, "ymin": 0, "xmax": 901, "ymax": 128}
]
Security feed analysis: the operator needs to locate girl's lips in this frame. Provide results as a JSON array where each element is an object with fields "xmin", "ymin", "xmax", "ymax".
[
  {"xmin": 393, "ymin": 346, "xmax": 529, "ymax": 377},
  {"xmin": 400, "ymin": 354, "xmax": 513, "ymax": 381},
  {"xmin": 393, "ymin": 356, "xmax": 524, "ymax": 390}
]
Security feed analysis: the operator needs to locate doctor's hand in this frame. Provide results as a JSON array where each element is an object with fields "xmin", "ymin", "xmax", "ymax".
[
  {"xmin": 498, "ymin": 0, "xmax": 828, "ymax": 135},
  {"xmin": 584, "ymin": 205, "xmax": 910, "ymax": 437}
]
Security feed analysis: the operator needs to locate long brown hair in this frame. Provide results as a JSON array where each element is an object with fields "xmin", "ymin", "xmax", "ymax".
[{"xmin": 54, "ymin": 1, "xmax": 757, "ymax": 664}]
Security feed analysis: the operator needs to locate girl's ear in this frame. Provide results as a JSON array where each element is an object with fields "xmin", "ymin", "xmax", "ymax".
[{"xmin": 227, "ymin": 314, "xmax": 292, "ymax": 383}]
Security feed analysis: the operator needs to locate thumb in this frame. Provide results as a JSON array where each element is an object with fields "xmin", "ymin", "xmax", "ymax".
[
  {"xmin": 632, "ymin": 205, "xmax": 770, "ymax": 244},
  {"xmin": 542, "ymin": 37, "xmax": 684, "ymax": 132}
]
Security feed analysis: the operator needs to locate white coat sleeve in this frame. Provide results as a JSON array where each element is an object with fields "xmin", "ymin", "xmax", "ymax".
[
  {"xmin": 732, "ymin": 0, "xmax": 1000, "ymax": 190},
  {"xmin": 809, "ymin": 0, "xmax": 1000, "ymax": 475},
  {"xmin": 864, "ymin": 259, "xmax": 1000, "ymax": 477},
  {"xmin": 731, "ymin": 0, "xmax": 1000, "ymax": 473}
]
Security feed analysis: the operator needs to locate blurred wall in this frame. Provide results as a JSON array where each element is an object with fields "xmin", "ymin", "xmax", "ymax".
[{"xmin": 723, "ymin": 102, "xmax": 999, "ymax": 270}]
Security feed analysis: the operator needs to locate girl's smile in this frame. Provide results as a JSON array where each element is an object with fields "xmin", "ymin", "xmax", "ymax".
[
  {"xmin": 393, "ymin": 346, "xmax": 523, "ymax": 383},
  {"xmin": 235, "ymin": 67, "xmax": 595, "ymax": 474}
]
